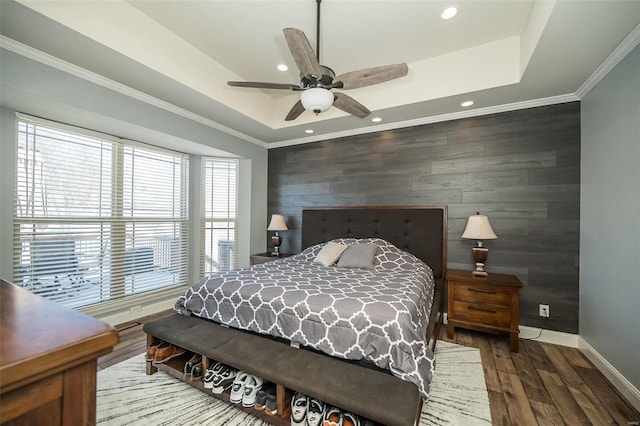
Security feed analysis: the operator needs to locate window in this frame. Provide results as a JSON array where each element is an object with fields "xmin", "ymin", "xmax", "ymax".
[
  {"xmin": 201, "ymin": 158, "xmax": 238, "ymax": 274},
  {"xmin": 14, "ymin": 116, "xmax": 189, "ymax": 308}
]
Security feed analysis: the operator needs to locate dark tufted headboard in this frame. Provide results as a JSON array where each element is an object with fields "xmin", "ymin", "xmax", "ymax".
[{"xmin": 301, "ymin": 206, "xmax": 448, "ymax": 283}]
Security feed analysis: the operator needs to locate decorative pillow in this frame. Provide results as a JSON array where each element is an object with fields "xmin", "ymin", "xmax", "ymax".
[
  {"xmin": 337, "ymin": 243, "xmax": 378, "ymax": 268},
  {"xmin": 313, "ymin": 241, "xmax": 348, "ymax": 267}
]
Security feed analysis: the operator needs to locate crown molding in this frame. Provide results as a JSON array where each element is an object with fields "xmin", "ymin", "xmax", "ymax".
[
  {"xmin": 0, "ymin": 35, "xmax": 268, "ymax": 149},
  {"xmin": 269, "ymin": 93, "xmax": 580, "ymax": 149},
  {"xmin": 270, "ymin": 22, "xmax": 639, "ymax": 149},
  {"xmin": 5, "ymin": 23, "xmax": 637, "ymax": 152},
  {"xmin": 576, "ymin": 23, "xmax": 640, "ymax": 99}
]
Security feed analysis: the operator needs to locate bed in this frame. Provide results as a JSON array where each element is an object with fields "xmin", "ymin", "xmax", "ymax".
[{"xmin": 146, "ymin": 206, "xmax": 447, "ymax": 425}]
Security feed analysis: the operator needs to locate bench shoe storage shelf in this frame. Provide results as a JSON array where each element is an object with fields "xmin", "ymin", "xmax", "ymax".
[
  {"xmin": 146, "ymin": 350, "xmax": 291, "ymax": 426},
  {"xmin": 143, "ymin": 313, "xmax": 423, "ymax": 426}
]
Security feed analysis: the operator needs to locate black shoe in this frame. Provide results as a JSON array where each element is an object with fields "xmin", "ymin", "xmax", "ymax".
[
  {"xmin": 191, "ymin": 363, "xmax": 203, "ymax": 381},
  {"xmin": 211, "ymin": 366, "xmax": 238, "ymax": 394},
  {"xmin": 255, "ymin": 382, "xmax": 276, "ymax": 410},
  {"xmin": 183, "ymin": 354, "xmax": 201, "ymax": 377},
  {"xmin": 264, "ymin": 394, "xmax": 278, "ymax": 416},
  {"xmin": 204, "ymin": 362, "xmax": 225, "ymax": 389}
]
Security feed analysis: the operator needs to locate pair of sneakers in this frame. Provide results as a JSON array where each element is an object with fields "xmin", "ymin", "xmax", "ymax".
[
  {"xmin": 203, "ymin": 362, "xmax": 237, "ymax": 394},
  {"xmin": 230, "ymin": 371, "xmax": 265, "ymax": 408},
  {"xmin": 291, "ymin": 392, "xmax": 362, "ymax": 426},
  {"xmin": 290, "ymin": 392, "xmax": 327, "ymax": 426}
]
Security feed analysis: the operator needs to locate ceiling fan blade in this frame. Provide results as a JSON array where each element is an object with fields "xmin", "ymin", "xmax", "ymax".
[
  {"xmin": 285, "ymin": 100, "xmax": 305, "ymax": 121},
  {"xmin": 283, "ymin": 28, "xmax": 323, "ymax": 79},
  {"xmin": 334, "ymin": 63, "xmax": 409, "ymax": 90},
  {"xmin": 227, "ymin": 81, "xmax": 301, "ymax": 90},
  {"xmin": 333, "ymin": 93, "xmax": 371, "ymax": 118}
]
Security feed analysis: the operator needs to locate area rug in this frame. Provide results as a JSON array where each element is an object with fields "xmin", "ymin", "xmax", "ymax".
[{"xmin": 97, "ymin": 340, "xmax": 491, "ymax": 425}]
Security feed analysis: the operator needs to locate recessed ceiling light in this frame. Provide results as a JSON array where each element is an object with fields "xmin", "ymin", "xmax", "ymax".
[
  {"xmin": 441, "ymin": 6, "xmax": 458, "ymax": 20},
  {"xmin": 371, "ymin": 117, "xmax": 382, "ymax": 123},
  {"xmin": 461, "ymin": 100, "xmax": 474, "ymax": 107},
  {"xmin": 305, "ymin": 129, "xmax": 314, "ymax": 134},
  {"xmin": 277, "ymin": 64, "xmax": 288, "ymax": 72}
]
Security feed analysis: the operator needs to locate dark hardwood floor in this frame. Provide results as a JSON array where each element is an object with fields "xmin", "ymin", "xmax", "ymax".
[{"xmin": 98, "ymin": 310, "xmax": 640, "ymax": 425}]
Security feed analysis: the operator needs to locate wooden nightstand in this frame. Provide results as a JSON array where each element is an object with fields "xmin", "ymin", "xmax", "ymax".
[
  {"xmin": 250, "ymin": 252, "xmax": 294, "ymax": 265},
  {"xmin": 446, "ymin": 269, "xmax": 523, "ymax": 352}
]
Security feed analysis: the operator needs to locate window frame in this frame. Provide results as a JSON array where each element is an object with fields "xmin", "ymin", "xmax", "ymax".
[
  {"xmin": 13, "ymin": 114, "xmax": 190, "ymax": 310},
  {"xmin": 200, "ymin": 157, "xmax": 239, "ymax": 276}
]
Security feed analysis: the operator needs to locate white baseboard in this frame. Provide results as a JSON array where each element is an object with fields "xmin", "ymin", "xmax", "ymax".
[
  {"xmin": 579, "ymin": 337, "xmax": 640, "ymax": 412},
  {"xmin": 96, "ymin": 297, "xmax": 176, "ymax": 327},
  {"xmin": 442, "ymin": 313, "xmax": 579, "ymax": 348},
  {"xmin": 518, "ymin": 325, "xmax": 579, "ymax": 348}
]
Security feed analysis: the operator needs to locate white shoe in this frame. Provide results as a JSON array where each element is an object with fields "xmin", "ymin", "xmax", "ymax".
[
  {"xmin": 291, "ymin": 392, "xmax": 308, "ymax": 426},
  {"xmin": 242, "ymin": 375, "xmax": 264, "ymax": 407},
  {"xmin": 230, "ymin": 371, "xmax": 250, "ymax": 404}
]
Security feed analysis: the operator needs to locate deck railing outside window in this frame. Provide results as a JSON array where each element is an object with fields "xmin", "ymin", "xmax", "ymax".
[{"xmin": 14, "ymin": 116, "xmax": 189, "ymax": 308}]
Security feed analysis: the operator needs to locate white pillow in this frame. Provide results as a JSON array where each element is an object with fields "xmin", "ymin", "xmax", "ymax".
[{"xmin": 313, "ymin": 241, "xmax": 348, "ymax": 267}]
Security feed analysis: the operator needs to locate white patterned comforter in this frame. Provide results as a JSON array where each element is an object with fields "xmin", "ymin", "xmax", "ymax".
[{"xmin": 174, "ymin": 238, "xmax": 436, "ymax": 398}]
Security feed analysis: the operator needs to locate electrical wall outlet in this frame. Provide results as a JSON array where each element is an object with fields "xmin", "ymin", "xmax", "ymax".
[
  {"xmin": 130, "ymin": 305, "xmax": 142, "ymax": 313},
  {"xmin": 539, "ymin": 304, "xmax": 550, "ymax": 317}
]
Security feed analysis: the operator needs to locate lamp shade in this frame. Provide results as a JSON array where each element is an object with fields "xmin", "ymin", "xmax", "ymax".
[
  {"xmin": 301, "ymin": 88, "xmax": 334, "ymax": 114},
  {"xmin": 267, "ymin": 214, "xmax": 288, "ymax": 232},
  {"xmin": 461, "ymin": 213, "xmax": 497, "ymax": 240}
]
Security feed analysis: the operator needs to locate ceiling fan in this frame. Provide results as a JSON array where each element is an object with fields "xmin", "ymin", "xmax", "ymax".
[{"xmin": 227, "ymin": 0, "xmax": 409, "ymax": 121}]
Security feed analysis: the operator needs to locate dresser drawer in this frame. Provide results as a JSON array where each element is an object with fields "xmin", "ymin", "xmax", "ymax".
[
  {"xmin": 453, "ymin": 300, "xmax": 512, "ymax": 328},
  {"xmin": 451, "ymin": 282, "xmax": 512, "ymax": 306}
]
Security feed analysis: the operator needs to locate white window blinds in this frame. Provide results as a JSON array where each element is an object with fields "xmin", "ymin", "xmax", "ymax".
[
  {"xmin": 201, "ymin": 158, "xmax": 238, "ymax": 274},
  {"xmin": 14, "ymin": 116, "xmax": 189, "ymax": 308}
]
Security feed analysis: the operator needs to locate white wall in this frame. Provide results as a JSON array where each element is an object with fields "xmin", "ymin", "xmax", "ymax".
[
  {"xmin": 580, "ymin": 45, "xmax": 639, "ymax": 390},
  {"xmin": 0, "ymin": 48, "xmax": 268, "ymax": 323}
]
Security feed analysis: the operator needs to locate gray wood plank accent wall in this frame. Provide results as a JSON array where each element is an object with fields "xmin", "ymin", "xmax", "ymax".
[{"xmin": 267, "ymin": 102, "xmax": 580, "ymax": 333}]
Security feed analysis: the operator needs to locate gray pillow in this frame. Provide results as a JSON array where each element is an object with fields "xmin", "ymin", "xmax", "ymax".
[
  {"xmin": 313, "ymin": 241, "xmax": 348, "ymax": 267},
  {"xmin": 337, "ymin": 243, "xmax": 378, "ymax": 268}
]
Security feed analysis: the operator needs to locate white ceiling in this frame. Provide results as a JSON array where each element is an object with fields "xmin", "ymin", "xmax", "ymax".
[{"xmin": 1, "ymin": 0, "xmax": 639, "ymax": 147}]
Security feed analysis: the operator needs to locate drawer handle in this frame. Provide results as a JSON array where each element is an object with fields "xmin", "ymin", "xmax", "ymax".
[
  {"xmin": 468, "ymin": 305, "xmax": 497, "ymax": 313},
  {"xmin": 467, "ymin": 287, "xmax": 496, "ymax": 295}
]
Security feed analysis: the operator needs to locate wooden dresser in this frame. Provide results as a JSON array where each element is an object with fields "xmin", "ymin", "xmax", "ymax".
[
  {"xmin": 0, "ymin": 280, "xmax": 118, "ymax": 425},
  {"xmin": 446, "ymin": 269, "xmax": 523, "ymax": 352}
]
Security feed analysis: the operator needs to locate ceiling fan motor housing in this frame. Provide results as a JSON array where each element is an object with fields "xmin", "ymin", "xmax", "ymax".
[
  {"xmin": 300, "ymin": 65, "xmax": 335, "ymax": 89},
  {"xmin": 301, "ymin": 88, "xmax": 334, "ymax": 114}
]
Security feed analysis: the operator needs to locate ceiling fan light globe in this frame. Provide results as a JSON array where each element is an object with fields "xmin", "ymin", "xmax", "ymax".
[{"xmin": 301, "ymin": 88, "xmax": 334, "ymax": 114}]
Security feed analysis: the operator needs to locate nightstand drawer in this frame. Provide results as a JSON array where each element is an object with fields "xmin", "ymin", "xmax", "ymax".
[
  {"xmin": 453, "ymin": 300, "xmax": 512, "ymax": 328},
  {"xmin": 452, "ymin": 282, "xmax": 512, "ymax": 306}
]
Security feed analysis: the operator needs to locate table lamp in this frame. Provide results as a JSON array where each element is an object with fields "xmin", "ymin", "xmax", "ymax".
[
  {"xmin": 461, "ymin": 212, "xmax": 497, "ymax": 277},
  {"xmin": 267, "ymin": 214, "xmax": 288, "ymax": 256}
]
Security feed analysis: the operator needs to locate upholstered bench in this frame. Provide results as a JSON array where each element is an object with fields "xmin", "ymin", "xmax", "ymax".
[{"xmin": 143, "ymin": 313, "xmax": 422, "ymax": 426}]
